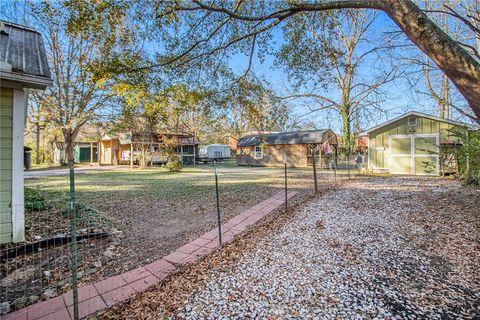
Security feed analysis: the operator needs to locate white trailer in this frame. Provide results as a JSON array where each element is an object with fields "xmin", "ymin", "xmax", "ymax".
[{"xmin": 197, "ymin": 144, "xmax": 231, "ymax": 163}]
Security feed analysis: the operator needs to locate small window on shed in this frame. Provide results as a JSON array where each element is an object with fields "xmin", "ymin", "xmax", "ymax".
[
  {"xmin": 408, "ymin": 116, "xmax": 417, "ymax": 127},
  {"xmin": 254, "ymin": 146, "xmax": 263, "ymax": 159}
]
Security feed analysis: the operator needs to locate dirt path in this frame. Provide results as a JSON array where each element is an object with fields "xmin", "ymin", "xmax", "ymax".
[{"xmin": 171, "ymin": 176, "xmax": 479, "ymax": 319}]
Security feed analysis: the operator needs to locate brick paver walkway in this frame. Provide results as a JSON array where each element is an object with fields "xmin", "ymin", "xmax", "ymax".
[{"xmin": 1, "ymin": 191, "xmax": 297, "ymax": 320}]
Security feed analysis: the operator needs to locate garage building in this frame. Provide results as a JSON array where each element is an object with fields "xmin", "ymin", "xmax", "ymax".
[{"xmin": 362, "ymin": 111, "xmax": 469, "ymax": 175}]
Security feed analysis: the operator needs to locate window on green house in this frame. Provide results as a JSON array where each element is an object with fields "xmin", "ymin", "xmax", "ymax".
[{"xmin": 408, "ymin": 116, "xmax": 417, "ymax": 127}]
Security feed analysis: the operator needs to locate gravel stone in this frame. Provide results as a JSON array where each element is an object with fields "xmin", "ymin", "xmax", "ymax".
[
  {"xmin": 0, "ymin": 302, "xmax": 10, "ymax": 315},
  {"xmin": 177, "ymin": 177, "xmax": 479, "ymax": 319},
  {"xmin": 12, "ymin": 297, "xmax": 27, "ymax": 309},
  {"xmin": 41, "ymin": 288, "xmax": 57, "ymax": 300},
  {"xmin": 103, "ymin": 249, "xmax": 114, "ymax": 259}
]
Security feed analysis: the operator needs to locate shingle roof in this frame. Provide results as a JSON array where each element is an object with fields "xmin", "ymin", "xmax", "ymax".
[
  {"xmin": 0, "ymin": 20, "xmax": 51, "ymax": 79},
  {"xmin": 237, "ymin": 129, "xmax": 338, "ymax": 147}
]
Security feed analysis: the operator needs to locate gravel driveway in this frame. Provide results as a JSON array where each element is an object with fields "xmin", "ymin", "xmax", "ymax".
[{"xmin": 177, "ymin": 176, "xmax": 479, "ymax": 319}]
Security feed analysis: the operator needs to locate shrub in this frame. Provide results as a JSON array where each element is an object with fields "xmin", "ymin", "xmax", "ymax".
[
  {"xmin": 165, "ymin": 156, "xmax": 183, "ymax": 172},
  {"xmin": 24, "ymin": 187, "xmax": 51, "ymax": 211},
  {"xmin": 61, "ymin": 201, "xmax": 113, "ymax": 228},
  {"xmin": 455, "ymin": 129, "xmax": 480, "ymax": 185}
]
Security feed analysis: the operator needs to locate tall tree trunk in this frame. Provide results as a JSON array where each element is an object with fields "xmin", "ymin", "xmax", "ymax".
[
  {"xmin": 35, "ymin": 124, "xmax": 41, "ymax": 165},
  {"xmin": 341, "ymin": 109, "xmax": 352, "ymax": 151},
  {"xmin": 63, "ymin": 131, "xmax": 78, "ymax": 165},
  {"xmin": 442, "ymin": 74, "xmax": 450, "ymax": 119}
]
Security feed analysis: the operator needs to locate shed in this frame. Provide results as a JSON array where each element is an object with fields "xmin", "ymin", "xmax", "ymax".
[
  {"xmin": 53, "ymin": 125, "xmax": 104, "ymax": 165},
  {"xmin": 362, "ymin": 111, "xmax": 469, "ymax": 175},
  {"xmin": 197, "ymin": 144, "xmax": 231, "ymax": 163},
  {"xmin": 0, "ymin": 20, "xmax": 52, "ymax": 243},
  {"xmin": 236, "ymin": 129, "xmax": 338, "ymax": 167}
]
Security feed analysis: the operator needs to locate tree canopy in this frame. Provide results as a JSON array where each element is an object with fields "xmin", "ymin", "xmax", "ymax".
[{"xmin": 123, "ymin": 0, "xmax": 480, "ymax": 122}]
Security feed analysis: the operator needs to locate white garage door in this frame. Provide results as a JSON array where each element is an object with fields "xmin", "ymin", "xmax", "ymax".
[{"xmin": 389, "ymin": 134, "xmax": 439, "ymax": 175}]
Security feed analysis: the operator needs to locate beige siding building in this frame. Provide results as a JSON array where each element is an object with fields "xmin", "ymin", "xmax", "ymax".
[
  {"xmin": 0, "ymin": 21, "xmax": 52, "ymax": 243},
  {"xmin": 236, "ymin": 130, "xmax": 338, "ymax": 168},
  {"xmin": 363, "ymin": 112, "xmax": 469, "ymax": 175}
]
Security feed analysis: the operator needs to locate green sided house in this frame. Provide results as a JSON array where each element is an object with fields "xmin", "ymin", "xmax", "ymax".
[
  {"xmin": 0, "ymin": 21, "xmax": 52, "ymax": 243},
  {"xmin": 362, "ymin": 111, "xmax": 469, "ymax": 175}
]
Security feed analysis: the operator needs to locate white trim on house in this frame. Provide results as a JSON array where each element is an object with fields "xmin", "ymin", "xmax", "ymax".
[
  {"xmin": 11, "ymin": 89, "xmax": 25, "ymax": 242},
  {"xmin": 0, "ymin": 71, "xmax": 52, "ymax": 90},
  {"xmin": 361, "ymin": 111, "xmax": 472, "ymax": 135},
  {"xmin": 388, "ymin": 133, "xmax": 440, "ymax": 176}
]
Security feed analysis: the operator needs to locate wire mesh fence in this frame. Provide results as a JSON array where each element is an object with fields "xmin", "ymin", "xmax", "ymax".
[
  {"xmin": 1, "ymin": 184, "xmax": 113, "ymax": 312},
  {"xmin": 1, "ymin": 155, "xmax": 354, "ymax": 318}
]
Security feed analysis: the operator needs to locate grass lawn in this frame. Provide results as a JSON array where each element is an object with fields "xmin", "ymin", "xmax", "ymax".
[
  {"xmin": 26, "ymin": 165, "xmax": 286, "ymax": 202},
  {"xmin": 29, "ymin": 163, "xmax": 65, "ymax": 170}
]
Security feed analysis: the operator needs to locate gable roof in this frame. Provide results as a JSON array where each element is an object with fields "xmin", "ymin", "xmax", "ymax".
[
  {"xmin": 237, "ymin": 129, "xmax": 338, "ymax": 147},
  {"xmin": 0, "ymin": 20, "xmax": 52, "ymax": 88},
  {"xmin": 361, "ymin": 111, "xmax": 472, "ymax": 135}
]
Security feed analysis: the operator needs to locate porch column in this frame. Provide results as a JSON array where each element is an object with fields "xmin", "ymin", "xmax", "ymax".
[
  {"xmin": 193, "ymin": 137, "xmax": 196, "ymax": 165},
  {"xmin": 181, "ymin": 144, "xmax": 184, "ymax": 164},
  {"xmin": 130, "ymin": 143, "xmax": 133, "ymax": 169},
  {"xmin": 98, "ymin": 142, "xmax": 102, "ymax": 165}
]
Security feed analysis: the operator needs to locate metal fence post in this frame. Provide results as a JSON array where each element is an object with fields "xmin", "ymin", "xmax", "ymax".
[
  {"xmin": 284, "ymin": 162, "xmax": 288, "ymax": 213},
  {"xmin": 214, "ymin": 166, "xmax": 222, "ymax": 245},
  {"xmin": 68, "ymin": 163, "xmax": 79, "ymax": 320},
  {"xmin": 312, "ymin": 146, "xmax": 318, "ymax": 193},
  {"xmin": 319, "ymin": 144, "xmax": 322, "ymax": 183},
  {"xmin": 334, "ymin": 146, "xmax": 338, "ymax": 184}
]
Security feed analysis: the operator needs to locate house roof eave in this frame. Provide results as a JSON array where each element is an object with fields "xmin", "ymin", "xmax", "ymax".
[
  {"xmin": 0, "ymin": 71, "xmax": 52, "ymax": 89},
  {"xmin": 237, "ymin": 129, "xmax": 338, "ymax": 147},
  {"xmin": 360, "ymin": 111, "xmax": 474, "ymax": 135}
]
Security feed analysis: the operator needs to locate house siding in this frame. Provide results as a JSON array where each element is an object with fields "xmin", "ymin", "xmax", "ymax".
[
  {"xmin": 368, "ymin": 115, "xmax": 460, "ymax": 174},
  {"xmin": 237, "ymin": 144, "xmax": 308, "ymax": 167},
  {"xmin": 0, "ymin": 87, "xmax": 13, "ymax": 243}
]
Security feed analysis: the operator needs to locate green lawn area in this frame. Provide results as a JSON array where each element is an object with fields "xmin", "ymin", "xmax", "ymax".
[{"xmin": 25, "ymin": 165, "xmax": 310, "ymax": 205}]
